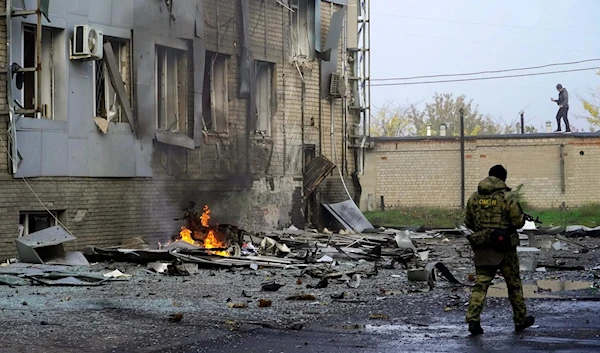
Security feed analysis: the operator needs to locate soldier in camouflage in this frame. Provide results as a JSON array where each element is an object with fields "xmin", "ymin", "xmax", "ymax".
[{"xmin": 464, "ymin": 165, "xmax": 535, "ymax": 336}]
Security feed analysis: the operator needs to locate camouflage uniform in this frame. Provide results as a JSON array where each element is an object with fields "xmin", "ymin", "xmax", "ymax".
[{"xmin": 464, "ymin": 176, "xmax": 527, "ymax": 326}]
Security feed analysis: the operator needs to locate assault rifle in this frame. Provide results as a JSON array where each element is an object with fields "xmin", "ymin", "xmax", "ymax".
[{"xmin": 524, "ymin": 213, "xmax": 542, "ymax": 224}]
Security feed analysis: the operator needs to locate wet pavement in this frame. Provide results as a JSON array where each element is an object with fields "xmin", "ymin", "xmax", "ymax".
[
  {"xmin": 1, "ymin": 234, "xmax": 598, "ymax": 352},
  {"xmin": 187, "ymin": 299, "xmax": 600, "ymax": 353}
]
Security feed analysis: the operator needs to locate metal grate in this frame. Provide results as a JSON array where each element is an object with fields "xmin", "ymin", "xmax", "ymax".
[{"xmin": 329, "ymin": 73, "xmax": 342, "ymax": 98}]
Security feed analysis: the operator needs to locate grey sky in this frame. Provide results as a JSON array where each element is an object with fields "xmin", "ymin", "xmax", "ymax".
[{"xmin": 370, "ymin": 0, "xmax": 600, "ymax": 132}]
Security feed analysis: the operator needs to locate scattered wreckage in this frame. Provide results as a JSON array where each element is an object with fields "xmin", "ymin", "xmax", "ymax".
[{"xmin": 1, "ymin": 203, "xmax": 599, "ymax": 292}]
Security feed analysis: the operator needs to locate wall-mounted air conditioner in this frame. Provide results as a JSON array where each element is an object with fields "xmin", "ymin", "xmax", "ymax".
[
  {"xmin": 329, "ymin": 73, "xmax": 346, "ymax": 99},
  {"xmin": 71, "ymin": 25, "xmax": 103, "ymax": 60}
]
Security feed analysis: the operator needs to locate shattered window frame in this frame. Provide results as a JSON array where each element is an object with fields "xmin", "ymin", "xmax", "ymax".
[
  {"xmin": 290, "ymin": 0, "xmax": 316, "ymax": 61},
  {"xmin": 255, "ymin": 61, "xmax": 276, "ymax": 137},
  {"xmin": 19, "ymin": 211, "xmax": 60, "ymax": 236},
  {"xmin": 203, "ymin": 51, "xmax": 229, "ymax": 134},
  {"xmin": 94, "ymin": 37, "xmax": 131, "ymax": 124},
  {"xmin": 155, "ymin": 45, "xmax": 188, "ymax": 133},
  {"xmin": 23, "ymin": 24, "xmax": 62, "ymax": 120}
]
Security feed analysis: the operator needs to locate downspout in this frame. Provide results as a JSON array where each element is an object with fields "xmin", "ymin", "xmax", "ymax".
[
  {"xmin": 296, "ymin": 63, "xmax": 305, "ymax": 174},
  {"xmin": 460, "ymin": 108, "xmax": 465, "ymax": 209},
  {"xmin": 282, "ymin": 6, "xmax": 287, "ymax": 175},
  {"xmin": 6, "ymin": 0, "xmax": 18, "ymax": 173}
]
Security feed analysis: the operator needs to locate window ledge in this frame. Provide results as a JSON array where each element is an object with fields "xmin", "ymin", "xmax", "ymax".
[
  {"xmin": 203, "ymin": 133, "xmax": 231, "ymax": 145},
  {"xmin": 251, "ymin": 135, "xmax": 273, "ymax": 142},
  {"xmin": 16, "ymin": 117, "xmax": 67, "ymax": 131}
]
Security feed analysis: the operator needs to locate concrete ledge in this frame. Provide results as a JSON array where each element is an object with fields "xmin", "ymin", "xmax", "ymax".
[{"xmin": 371, "ymin": 132, "xmax": 600, "ymax": 143}]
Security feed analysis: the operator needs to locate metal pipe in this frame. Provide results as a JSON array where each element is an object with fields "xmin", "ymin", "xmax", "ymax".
[
  {"xmin": 282, "ymin": 6, "xmax": 286, "ymax": 175},
  {"xmin": 560, "ymin": 144, "xmax": 565, "ymax": 193},
  {"xmin": 301, "ymin": 70, "xmax": 305, "ymax": 174},
  {"xmin": 520, "ymin": 111, "xmax": 525, "ymax": 134},
  {"xmin": 35, "ymin": 0, "xmax": 41, "ymax": 118},
  {"xmin": 6, "ymin": 0, "xmax": 18, "ymax": 173},
  {"xmin": 460, "ymin": 108, "xmax": 465, "ymax": 209},
  {"xmin": 366, "ymin": 0, "xmax": 371, "ymax": 141}
]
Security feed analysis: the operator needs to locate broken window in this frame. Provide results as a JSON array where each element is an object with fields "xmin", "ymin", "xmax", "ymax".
[
  {"xmin": 290, "ymin": 0, "xmax": 316, "ymax": 60},
  {"xmin": 255, "ymin": 61, "xmax": 275, "ymax": 136},
  {"xmin": 19, "ymin": 211, "xmax": 61, "ymax": 236},
  {"xmin": 94, "ymin": 38, "xmax": 131, "ymax": 123},
  {"xmin": 156, "ymin": 45, "xmax": 187, "ymax": 132},
  {"xmin": 203, "ymin": 52, "xmax": 229, "ymax": 133},
  {"xmin": 23, "ymin": 25, "xmax": 62, "ymax": 120}
]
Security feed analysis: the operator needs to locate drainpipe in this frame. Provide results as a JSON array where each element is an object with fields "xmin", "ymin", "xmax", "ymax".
[{"xmin": 460, "ymin": 108, "xmax": 465, "ymax": 209}]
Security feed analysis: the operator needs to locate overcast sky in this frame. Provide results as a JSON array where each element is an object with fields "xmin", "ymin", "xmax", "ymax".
[{"xmin": 370, "ymin": 0, "xmax": 600, "ymax": 132}]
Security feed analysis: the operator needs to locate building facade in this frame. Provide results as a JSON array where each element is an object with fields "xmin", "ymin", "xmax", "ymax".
[{"xmin": 0, "ymin": 0, "xmax": 369, "ymax": 257}]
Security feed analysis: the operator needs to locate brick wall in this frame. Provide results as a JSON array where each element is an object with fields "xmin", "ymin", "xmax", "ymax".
[
  {"xmin": 0, "ymin": 0, "xmax": 359, "ymax": 258},
  {"xmin": 360, "ymin": 134, "xmax": 600, "ymax": 211}
]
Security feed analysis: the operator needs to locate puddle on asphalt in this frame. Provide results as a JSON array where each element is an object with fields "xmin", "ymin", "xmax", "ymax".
[{"xmin": 488, "ymin": 280, "xmax": 592, "ymax": 298}]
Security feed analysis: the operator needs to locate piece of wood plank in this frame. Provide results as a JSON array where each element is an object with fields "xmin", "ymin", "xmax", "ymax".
[{"xmin": 103, "ymin": 43, "xmax": 138, "ymax": 138}]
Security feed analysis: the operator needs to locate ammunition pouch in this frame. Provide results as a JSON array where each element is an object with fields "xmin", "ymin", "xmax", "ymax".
[
  {"xmin": 467, "ymin": 228, "xmax": 518, "ymax": 252},
  {"xmin": 489, "ymin": 228, "xmax": 513, "ymax": 252},
  {"xmin": 466, "ymin": 230, "xmax": 491, "ymax": 248}
]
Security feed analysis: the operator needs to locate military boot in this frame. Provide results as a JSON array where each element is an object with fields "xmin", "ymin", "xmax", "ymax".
[
  {"xmin": 468, "ymin": 321, "xmax": 483, "ymax": 336},
  {"xmin": 515, "ymin": 316, "xmax": 535, "ymax": 332}
]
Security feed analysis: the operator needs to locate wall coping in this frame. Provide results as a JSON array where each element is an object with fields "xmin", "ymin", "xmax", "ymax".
[{"xmin": 370, "ymin": 132, "xmax": 600, "ymax": 143}]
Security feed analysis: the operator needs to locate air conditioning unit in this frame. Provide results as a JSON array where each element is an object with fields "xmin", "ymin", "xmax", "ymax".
[
  {"xmin": 329, "ymin": 73, "xmax": 346, "ymax": 99},
  {"xmin": 71, "ymin": 25, "xmax": 103, "ymax": 60}
]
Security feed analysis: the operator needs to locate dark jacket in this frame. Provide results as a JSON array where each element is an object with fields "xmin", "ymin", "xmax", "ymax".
[
  {"xmin": 464, "ymin": 176, "xmax": 525, "ymax": 266},
  {"xmin": 557, "ymin": 88, "xmax": 569, "ymax": 108}
]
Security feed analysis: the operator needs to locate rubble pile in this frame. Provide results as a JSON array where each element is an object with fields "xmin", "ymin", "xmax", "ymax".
[{"xmin": 1, "ymin": 204, "xmax": 599, "ymax": 297}]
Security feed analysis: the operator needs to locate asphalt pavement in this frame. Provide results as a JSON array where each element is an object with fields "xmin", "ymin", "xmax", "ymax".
[{"xmin": 182, "ymin": 298, "xmax": 600, "ymax": 353}]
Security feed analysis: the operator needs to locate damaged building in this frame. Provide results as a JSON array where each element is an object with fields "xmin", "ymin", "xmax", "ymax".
[{"xmin": 0, "ymin": 0, "xmax": 371, "ymax": 257}]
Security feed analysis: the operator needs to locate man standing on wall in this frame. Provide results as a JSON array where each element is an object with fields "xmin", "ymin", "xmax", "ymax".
[
  {"xmin": 551, "ymin": 84, "xmax": 570, "ymax": 133},
  {"xmin": 463, "ymin": 165, "xmax": 535, "ymax": 336}
]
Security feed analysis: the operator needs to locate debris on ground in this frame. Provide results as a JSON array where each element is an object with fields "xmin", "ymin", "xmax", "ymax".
[
  {"xmin": 286, "ymin": 294, "xmax": 317, "ymax": 301},
  {"xmin": 168, "ymin": 313, "xmax": 184, "ymax": 322},
  {"xmin": 261, "ymin": 282, "xmax": 284, "ymax": 292},
  {"xmin": 258, "ymin": 299, "xmax": 272, "ymax": 308}
]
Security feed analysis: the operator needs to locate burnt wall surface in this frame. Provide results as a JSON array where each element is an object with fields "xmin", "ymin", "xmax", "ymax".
[{"xmin": 0, "ymin": 0, "xmax": 358, "ymax": 258}]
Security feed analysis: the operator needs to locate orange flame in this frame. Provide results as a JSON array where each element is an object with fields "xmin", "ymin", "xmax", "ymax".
[
  {"xmin": 201, "ymin": 205, "xmax": 229, "ymax": 257},
  {"xmin": 176, "ymin": 205, "xmax": 229, "ymax": 256},
  {"xmin": 178, "ymin": 226, "xmax": 198, "ymax": 246},
  {"xmin": 200, "ymin": 205, "xmax": 210, "ymax": 227}
]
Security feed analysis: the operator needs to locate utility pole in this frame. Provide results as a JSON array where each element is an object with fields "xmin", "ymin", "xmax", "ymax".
[
  {"xmin": 520, "ymin": 111, "xmax": 525, "ymax": 134},
  {"xmin": 460, "ymin": 107, "xmax": 465, "ymax": 209}
]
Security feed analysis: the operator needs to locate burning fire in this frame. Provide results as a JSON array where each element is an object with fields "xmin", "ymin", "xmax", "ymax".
[{"xmin": 178, "ymin": 205, "xmax": 230, "ymax": 257}]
